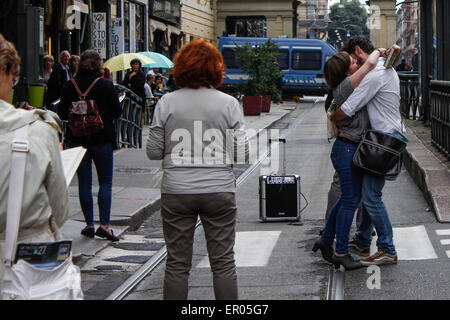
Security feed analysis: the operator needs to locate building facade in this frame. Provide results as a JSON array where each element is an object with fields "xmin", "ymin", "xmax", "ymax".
[
  {"xmin": 297, "ymin": 0, "xmax": 329, "ymax": 39},
  {"xmin": 216, "ymin": 0, "xmax": 297, "ymax": 39},
  {"xmin": 367, "ymin": 0, "xmax": 397, "ymax": 49},
  {"xmin": 396, "ymin": 1, "xmax": 419, "ymax": 69},
  {"xmin": 180, "ymin": 0, "xmax": 216, "ymax": 44},
  {"xmin": 149, "ymin": 0, "xmax": 182, "ymax": 58}
]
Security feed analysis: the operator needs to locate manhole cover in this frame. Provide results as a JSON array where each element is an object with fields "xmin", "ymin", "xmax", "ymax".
[{"xmin": 115, "ymin": 167, "xmax": 160, "ymax": 174}]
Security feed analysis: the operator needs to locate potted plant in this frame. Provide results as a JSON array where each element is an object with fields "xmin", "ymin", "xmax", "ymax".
[
  {"xmin": 235, "ymin": 80, "xmax": 263, "ymax": 115},
  {"xmin": 234, "ymin": 39, "xmax": 283, "ymax": 114}
]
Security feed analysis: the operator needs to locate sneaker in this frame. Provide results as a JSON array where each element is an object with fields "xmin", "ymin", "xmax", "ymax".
[
  {"xmin": 348, "ymin": 237, "xmax": 370, "ymax": 258},
  {"xmin": 360, "ymin": 248, "xmax": 398, "ymax": 266}
]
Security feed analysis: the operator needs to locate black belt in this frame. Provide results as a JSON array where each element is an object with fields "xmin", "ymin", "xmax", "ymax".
[{"xmin": 337, "ymin": 136, "xmax": 358, "ymax": 145}]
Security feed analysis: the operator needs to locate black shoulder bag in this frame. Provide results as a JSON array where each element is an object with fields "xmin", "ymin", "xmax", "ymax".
[{"xmin": 353, "ymin": 129, "xmax": 407, "ymax": 180}]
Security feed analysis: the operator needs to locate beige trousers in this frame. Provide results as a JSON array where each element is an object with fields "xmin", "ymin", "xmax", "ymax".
[{"xmin": 161, "ymin": 192, "xmax": 238, "ymax": 300}]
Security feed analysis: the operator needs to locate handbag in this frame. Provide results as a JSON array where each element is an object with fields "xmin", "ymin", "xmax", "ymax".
[
  {"xmin": 326, "ymin": 107, "xmax": 339, "ymax": 141},
  {"xmin": 353, "ymin": 129, "xmax": 407, "ymax": 180},
  {"xmin": 1, "ymin": 124, "xmax": 83, "ymax": 300}
]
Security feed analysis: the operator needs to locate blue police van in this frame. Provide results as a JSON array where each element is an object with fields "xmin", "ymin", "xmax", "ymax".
[{"xmin": 218, "ymin": 36, "xmax": 337, "ymax": 96}]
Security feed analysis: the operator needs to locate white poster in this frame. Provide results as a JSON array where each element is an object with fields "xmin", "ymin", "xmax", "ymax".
[
  {"xmin": 110, "ymin": 18, "xmax": 124, "ymax": 57},
  {"xmin": 92, "ymin": 12, "xmax": 107, "ymax": 59}
]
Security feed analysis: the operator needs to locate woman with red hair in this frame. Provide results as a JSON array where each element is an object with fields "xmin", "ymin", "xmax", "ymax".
[{"xmin": 146, "ymin": 40, "xmax": 248, "ymax": 300}]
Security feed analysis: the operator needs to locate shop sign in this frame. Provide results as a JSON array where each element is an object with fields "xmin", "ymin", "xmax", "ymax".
[
  {"xmin": 92, "ymin": 12, "xmax": 107, "ymax": 59},
  {"xmin": 111, "ymin": 18, "xmax": 124, "ymax": 56}
]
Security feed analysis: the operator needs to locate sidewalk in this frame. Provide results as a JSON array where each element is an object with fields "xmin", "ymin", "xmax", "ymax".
[
  {"xmin": 402, "ymin": 118, "xmax": 450, "ymax": 223},
  {"xmin": 61, "ymin": 103, "xmax": 296, "ymax": 259}
]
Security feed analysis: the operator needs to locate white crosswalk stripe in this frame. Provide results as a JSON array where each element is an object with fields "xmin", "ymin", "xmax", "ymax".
[
  {"xmin": 197, "ymin": 231, "xmax": 281, "ymax": 268},
  {"xmin": 435, "ymin": 229, "xmax": 450, "ymax": 236},
  {"xmin": 435, "ymin": 229, "xmax": 450, "ymax": 259},
  {"xmin": 368, "ymin": 225, "xmax": 438, "ymax": 260}
]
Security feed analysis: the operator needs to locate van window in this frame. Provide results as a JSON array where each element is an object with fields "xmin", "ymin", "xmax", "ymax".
[
  {"xmin": 292, "ymin": 50, "xmax": 322, "ymax": 70},
  {"xmin": 277, "ymin": 50, "xmax": 289, "ymax": 70},
  {"xmin": 222, "ymin": 48, "xmax": 240, "ymax": 69}
]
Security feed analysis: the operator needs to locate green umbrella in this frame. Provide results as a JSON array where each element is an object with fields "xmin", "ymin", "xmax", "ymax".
[{"xmin": 138, "ymin": 51, "xmax": 174, "ymax": 69}]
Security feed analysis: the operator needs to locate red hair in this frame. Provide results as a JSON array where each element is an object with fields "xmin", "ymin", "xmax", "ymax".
[{"xmin": 172, "ymin": 40, "xmax": 226, "ymax": 89}]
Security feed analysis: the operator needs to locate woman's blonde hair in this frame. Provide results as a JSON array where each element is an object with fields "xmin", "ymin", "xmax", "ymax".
[{"xmin": 0, "ymin": 33, "xmax": 21, "ymax": 75}]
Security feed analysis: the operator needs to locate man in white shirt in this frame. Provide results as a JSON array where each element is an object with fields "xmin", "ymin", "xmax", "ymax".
[{"xmin": 331, "ymin": 36, "xmax": 402, "ymax": 266}]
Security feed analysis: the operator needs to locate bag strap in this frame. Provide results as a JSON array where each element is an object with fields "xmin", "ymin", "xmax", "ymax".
[
  {"xmin": 70, "ymin": 77, "xmax": 102, "ymax": 100},
  {"xmin": 3, "ymin": 125, "xmax": 29, "ymax": 266}
]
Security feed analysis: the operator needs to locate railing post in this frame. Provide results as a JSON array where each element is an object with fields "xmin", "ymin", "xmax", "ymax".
[
  {"xmin": 114, "ymin": 84, "xmax": 144, "ymax": 149},
  {"xmin": 398, "ymin": 72, "xmax": 419, "ymax": 120}
]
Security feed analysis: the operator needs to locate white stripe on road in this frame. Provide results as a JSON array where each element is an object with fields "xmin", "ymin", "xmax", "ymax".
[
  {"xmin": 370, "ymin": 225, "xmax": 438, "ymax": 260},
  {"xmin": 447, "ymin": 251, "xmax": 450, "ymax": 258},
  {"xmin": 440, "ymin": 239, "xmax": 450, "ymax": 245},
  {"xmin": 436, "ymin": 229, "xmax": 450, "ymax": 236},
  {"xmin": 197, "ymin": 231, "xmax": 281, "ymax": 268}
]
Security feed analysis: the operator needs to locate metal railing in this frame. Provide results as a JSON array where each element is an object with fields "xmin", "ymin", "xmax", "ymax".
[
  {"xmin": 114, "ymin": 84, "xmax": 144, "ymax": 149},
  {"xmin": 398, "ymin": 72, "xmax": 420, "ymax": 120},
  {"xmin": 429, "ymin": 80, "xmax": 450, "ymax": 158}
]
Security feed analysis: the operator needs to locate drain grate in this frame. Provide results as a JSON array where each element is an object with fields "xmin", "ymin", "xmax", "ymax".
[{"xmin": 115, "ymin": 167, "xmax": 160, "ymax": 174}]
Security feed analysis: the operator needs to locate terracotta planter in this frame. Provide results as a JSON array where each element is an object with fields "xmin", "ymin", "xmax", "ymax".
[
  {"xmin": 261, "ymin": 95, "xmax": 271, "ymax": 112},
  {"xmin": 243, "ymin": 96, "xmax": 262, "ymax": 115}
]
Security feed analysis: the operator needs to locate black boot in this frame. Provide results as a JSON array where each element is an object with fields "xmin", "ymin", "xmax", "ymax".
[
  {"xmin": 332, "ymin": 253, "xmax": 363, "ymax": 270},
  {"xmin": 312, "ymin": 239, "xmax": 334, "ymax": 263}
]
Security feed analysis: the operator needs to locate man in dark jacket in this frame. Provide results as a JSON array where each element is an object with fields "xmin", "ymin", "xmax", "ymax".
[
  {"xmin": 122, "ymin": 58, "xmax": 146, "ymax": 101},
  {"xmin": 46, "ymin": 50, "xmax": 71, "ymax": 108}
]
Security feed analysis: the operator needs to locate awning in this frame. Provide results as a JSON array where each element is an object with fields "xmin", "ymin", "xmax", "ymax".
[
  {"xmin": 149, "ymin": 19, "xmax": 181, "ymax": 46},
  {"xmin": 149, "ymin": 19, "xmax": 167, "ymax": 43}
]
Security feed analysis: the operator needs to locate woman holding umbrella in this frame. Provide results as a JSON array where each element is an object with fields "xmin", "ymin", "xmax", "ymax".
[{"xmin": 122, "ymin": 58, "xmax": 146, "ymax": 100}]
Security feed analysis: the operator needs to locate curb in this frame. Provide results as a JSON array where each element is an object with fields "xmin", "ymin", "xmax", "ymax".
[{"xmin": 403, "ymin": 127, "xmax": 450, "ymax": 223}]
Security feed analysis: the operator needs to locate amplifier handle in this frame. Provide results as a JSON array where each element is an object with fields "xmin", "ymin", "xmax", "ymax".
[
  {"xmin": 268, "ymin": 138, "xmax": 286, "ymax": 144},
  {"xmin": 268, "ymin": 138, "xmax": 286, "ymax": 175}
]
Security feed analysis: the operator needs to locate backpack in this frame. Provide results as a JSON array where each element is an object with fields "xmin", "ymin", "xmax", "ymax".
[{"xmin": 68, "ymin": 77, "xmax": 104, "ymax": 137}]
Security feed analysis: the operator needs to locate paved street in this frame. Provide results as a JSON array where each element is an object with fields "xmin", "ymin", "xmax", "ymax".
[{"xmin": 109, "ymin": 98, "xmax": 449, "ymax": 300}]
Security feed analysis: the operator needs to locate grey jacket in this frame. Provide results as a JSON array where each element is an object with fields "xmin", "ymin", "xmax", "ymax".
[{"xmin": 146, "ymin": 87, "xmax": 249, "ymax": 194}]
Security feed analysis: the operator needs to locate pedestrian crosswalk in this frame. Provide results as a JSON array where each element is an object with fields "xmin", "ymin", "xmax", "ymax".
[
  {"xmin": 195, "ymin": 226, "xmax": 450, "ymax": 269},
  {"xmin": 435, "ymin": 229, "xmax": 450, "ymax": 259},
  {"xmin": 369, "ymin": 225, "xmax": 438, "ymax": 261},
  {"xmin": 197, "ymin": 231, "xmax": 281, "ymax": 268}
]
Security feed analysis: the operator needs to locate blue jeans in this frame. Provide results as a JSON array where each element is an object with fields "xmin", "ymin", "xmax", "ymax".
[
  {"xmin": 321, "ymin": 139, "xmax": 363, "ymax": 255},
  {"xmin": 67, "ymin": 141, "xmax": 114, "ymax": 226},
  {"xmin": 354, "ymin": 174, "xmax": 397, "ymax": 255}
]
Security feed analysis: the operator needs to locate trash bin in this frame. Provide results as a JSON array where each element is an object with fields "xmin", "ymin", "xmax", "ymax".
[{"xmin": 28, "ymin": 84, "xmax": 45, "ymax": 108}]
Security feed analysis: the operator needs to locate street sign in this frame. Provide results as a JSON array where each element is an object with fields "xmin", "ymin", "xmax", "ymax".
[
  {"xmin": 111, "ymin": 18, "xmax": 124, "ymax": 57},
  {"xmin": 92, "ymin": 12, "xmax": 107, "ymax": 59}
]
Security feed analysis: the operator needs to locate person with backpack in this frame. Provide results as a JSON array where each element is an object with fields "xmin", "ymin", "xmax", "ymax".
[{"xmin": 58, "ymin": 50, "xmax": 122, "ymax": 242}]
